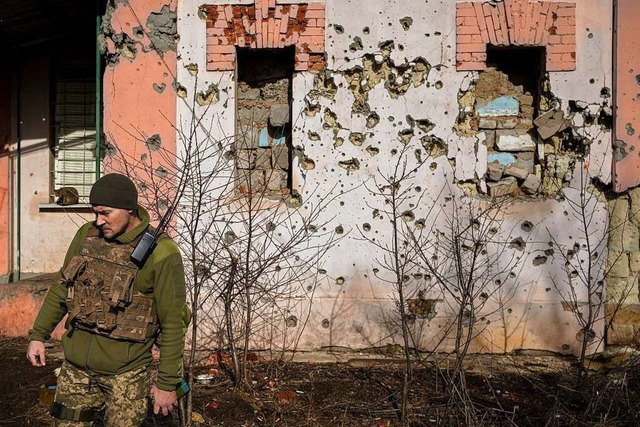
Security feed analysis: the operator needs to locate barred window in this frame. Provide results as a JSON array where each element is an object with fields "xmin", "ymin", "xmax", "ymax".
[{"xmin": 53, "ymin": 64, "xmax": 98, "ymax": 203}]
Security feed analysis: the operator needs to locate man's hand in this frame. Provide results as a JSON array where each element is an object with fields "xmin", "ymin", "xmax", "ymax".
[
  {"xmin": 26, "ymin": 340, "xmax": 46, "ymax": 367},
  {"xmin": 150, "ymin": 385, "xmax": 178, "ymax": 416}
]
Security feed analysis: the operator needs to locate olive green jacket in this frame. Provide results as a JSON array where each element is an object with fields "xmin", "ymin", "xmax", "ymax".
[{"xmin": 28, "ymin": 206, "xmax": 187, "ymax": 391}]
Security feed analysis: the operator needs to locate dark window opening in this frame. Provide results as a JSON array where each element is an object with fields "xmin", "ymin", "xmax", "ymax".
[
  {"xmin": 235, "ymin": 47, "xmax": 295, "ymax": 196},
  {"xmin": 486, "ymin": 46, "xmax": 546, "ymax": 118},
  {"xmin": 477, "ymin": 47, "xmax": 548, "ymax": 198}
]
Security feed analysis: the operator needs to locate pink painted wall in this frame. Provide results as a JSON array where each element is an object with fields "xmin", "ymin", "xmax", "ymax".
[
  {"xmin": 102, "ymin": 0, "xmax": 177, "ymax": 209},
  {"xmin": 0, "ymin": 67, "xmax": 11, "ymax": 277},
  {"xmin": 613, "ymin": 0, "xmax": 640, "ymax": 192}
]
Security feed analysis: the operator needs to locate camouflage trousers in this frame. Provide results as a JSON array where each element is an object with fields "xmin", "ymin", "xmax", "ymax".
[{"xmin": 52, "ymin": 361, "xmax": 150, "ymax": 427}]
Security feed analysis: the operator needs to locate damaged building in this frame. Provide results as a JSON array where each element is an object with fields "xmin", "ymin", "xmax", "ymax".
[{"xmin": 1, "ymin": 0, "xmax": 640, "ymax": 356}]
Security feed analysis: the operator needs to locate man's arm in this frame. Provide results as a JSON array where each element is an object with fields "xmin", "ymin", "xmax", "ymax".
[
  {"xmin": 152, "ymin": 240, "xmax": 188, "ymax": 392},
  {"xmin": 26, "ymin": 223, "xmax": 90, "ymax": 364}
]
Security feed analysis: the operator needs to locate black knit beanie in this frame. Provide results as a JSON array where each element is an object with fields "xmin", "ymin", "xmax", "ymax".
[{"xmin": 89, "ymin": 173, "xmax": 138, "ymax": 210}]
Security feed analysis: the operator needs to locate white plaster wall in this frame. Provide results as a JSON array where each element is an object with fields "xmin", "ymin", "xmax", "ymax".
[
  {"xmin": 14, "ymin": 58, "xmax": 94, "ymax": 275},
  {"xmin": 177, "ymin": 0, "xmax": 612, "ymax": 355}
]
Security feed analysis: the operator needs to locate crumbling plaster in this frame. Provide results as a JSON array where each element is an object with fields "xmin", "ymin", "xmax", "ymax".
[
  {"xmin": 101, "ymin": 0, "xmax": 177, "ymax": 195},
  {"xmin": 177, "ymin": 0, "xmax": 612, "ymax": 354}
]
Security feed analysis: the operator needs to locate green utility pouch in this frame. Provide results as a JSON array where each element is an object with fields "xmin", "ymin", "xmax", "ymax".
[{"xmin": 50, "ymin": 402, "xmax": 97, "ymax": 422}]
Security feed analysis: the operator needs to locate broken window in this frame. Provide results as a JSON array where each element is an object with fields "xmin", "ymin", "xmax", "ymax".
[
  {"xmin": 53, "ymin": 62, "xmax": 99, "ymax": 203},
  {"xmin": 478, "ymin": 46, "xmax": 546, "ymax": 198},
  {"xmin": 235, "ymin": 47, "xmax": 294, "ymax": 196}
]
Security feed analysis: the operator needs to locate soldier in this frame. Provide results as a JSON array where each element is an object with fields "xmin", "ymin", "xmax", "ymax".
[{"xmin": 26, "ymin": 173, "xmax": 187, "ymax": 426}]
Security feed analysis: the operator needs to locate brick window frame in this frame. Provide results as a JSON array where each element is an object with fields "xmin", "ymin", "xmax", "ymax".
[
  {"xmin": 204, "ymin": 0, "xmax": 325, "ymax": 72},
  {"xmin": 456, "ymin": 0, "xmax": 576, "ymax": 72}
]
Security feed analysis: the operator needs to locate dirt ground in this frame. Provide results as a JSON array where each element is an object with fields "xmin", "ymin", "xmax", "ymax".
[{"xmin": 2, "ymin": 336, "xmax": 640, "ymax": 426}]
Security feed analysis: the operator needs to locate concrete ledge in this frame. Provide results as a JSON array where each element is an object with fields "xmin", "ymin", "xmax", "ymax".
[{"xmin": 0, "ymin": 273, "xmax": 66, "ymax": 338}]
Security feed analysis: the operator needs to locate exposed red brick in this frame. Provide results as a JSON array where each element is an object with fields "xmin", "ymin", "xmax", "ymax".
[
  {"xmin": 295, "ymin": 52, "xmax": 310, "ymax": 63},
  {"xmin": 563, "ymin": 34, "xmax": 576, "ymax": 44},
  {"xmin": 457, "ymin": 6, "xmax": 476, "ymax": 17},
  {"xmin": 306, "ymin": 9, "xmax": 324, "ymax": 19},
  {"xmin": 302, "ymin": 27, "xmax": 323, "ymax": 36},
  {"xmin": 472, "ymin": 3, "xmax": 486, "ymax": 31},
  {"xmin": 504, "ymin": 0, "xmax": 515, "ymax": 43},
  {"xmin": 261, "ymin": 20, "xmax": 268, "ymax": 46},
  {"xmin": 555, "ymin": 25, "xmax": 576, "ymax": 35},
  {"xmin": 542, "ymin": 3, "xmax": 558, "ymax": 43},
  {"xmin": 267, "ymin": 18, "xmax": 274, "ymax": 47},
  {"xmin": 209, "ymin": 44, "xmax": 236, "ymax": 54},
  {"xmin": 511, "ymin": 0, "xmax": 522, "ymax": 43},
  {"xmin": 294, "ymin": 61, "xmax": 309, "ymax": 71},
  {"xmin": 548, "ymin": 43, "xmax": 575, "ymax": 54},
  {"xmin": 205, "ymin": 7, "xmax": 219, "ymax": 22},
  {"xmin": 479, "ymin": 28, "xmax": 490, "ymax": 44},
  {"xmin": 214, "ymin": 19, "xmax": 229, "ymax": 29},
  {"xmin": 535, "ymin": 2, "xmax": 549, "ymax": 44},
  {"xmin": 459, "ymin": 25, "xmax": 481, "ymax": 35},
  {"xmin": 457, "ymin": 61, "xmax": 486, "ymax": 71},
  {"xmin": 457, "ymin": 52, "xmax": 473, "ymax": 62},
  {"xmin": 242, "ymin": 14, "xmax": 250, "ymax": 33},
  {"xmin": 471, "ymin": 52, "xmax": 487, "ymax": 62},
  {"xmin": 556, "ymin": 4, "xmax": 576, "ymax": 17},
  {"xmin": 269, "ymin": 0, "xmax": 276, "ymax": 9},
  {"xmin": 289, "ymin": 5, "xmax": 299, "ymax": 25},
  {"xmin": 457, "ymin": 43, "xmax": 487, "ymax": 53},
  {"xmin": 457, "ymin": 34, "xmax": 482, "ymax": 44},
  {"xmin": 223, "ymin": 5, "xmax": 233, "ymax": 22},
  {"xmin": 288, "ymin": 31, "xmax": 300, "ymax": 46},
  {"xmin": 256, "ymin": 2, "xmax": 264, "ymax": 22},
  {"xmin": 308, "ymin": 53, "xmax": 325, "ymax": 72},
  {"xmin": 528, "ymin": 2, "xmax": 541, "ymax": 45},
  {"xmin": 280, "ymin": 11, "xmax": 289, "ymax": 34},
  {"xmin": 306, "ymin": 2, "xmax": 324, "ymax": 10},
  {"xmin": 296, "ymin": 4, "xmax": 308, "ymax": 22},
  {"xmin": 259, "ymin": 0, "xmax": 269, "ymax": 18},
  {"xmin": 208, "ymin": 61, "xmax": 235, "ymax": 71},
  {"xmin": 207, "ymin": 28, "xmax": 227, "ymax": 37},
  {"xmin": 483, "ymin": 5, "xmax": 498, "ymax": 46},
  {"xmin": 497, "ymin": 1, "xmax": 510, "ymax": 44},
  {"xmin": 548, "ymin": 34, "xmax": 563, "ymax": 45},
  {"xmin": 491, "ymin": 10, "xmax": 506, "ymax": 45},
  {"xmin": 273, "ymin": 17, "xmax": 282, "ymax": 39},
  {"xmin": 555, "ymin": 17, "xmax": 576, "ymax": 27}
]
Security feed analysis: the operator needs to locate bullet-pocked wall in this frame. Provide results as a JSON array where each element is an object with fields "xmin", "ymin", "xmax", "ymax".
[{"xmin": 178, "ymin": 0, "xmax": 612, "ymax": 354}]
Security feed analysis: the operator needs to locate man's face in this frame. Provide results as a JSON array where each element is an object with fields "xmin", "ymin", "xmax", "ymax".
[{"xmin": 92, "ymin": 205, "xmax": 135, "ymax": 239}]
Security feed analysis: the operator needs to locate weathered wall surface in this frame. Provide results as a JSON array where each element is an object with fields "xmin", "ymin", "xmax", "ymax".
[
  {"xmin": 606, "ymin": 0, "xmax": 640, "ymax": 345},
  {"xmin": 11, "ymin": 58, "xmax": 94, "ymax": 276},
  {"xmin": 101, "ymin": 0, "xmax": 178, "ymax": 208},
  {"xmin": 176, "ymin": 0, "xmax": 613, "ymax": 354},
  {"xmin": 0, "ymin": 67, "xmax": 11, "ymax": 278},
  {"xmin": 613, "ymin": 0, "xmax": 640, "ymax": 192}
]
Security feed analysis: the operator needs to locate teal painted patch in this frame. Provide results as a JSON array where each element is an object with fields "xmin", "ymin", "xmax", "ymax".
[
  {"xmin": 488, "ymin": 153, "xmax": 517, "ymax": 166},
  {"xmin": 477, "ymin": 96, "xmax": 519, "ymax": 117},
  {"xmin": 271, "ymin": 127, "xmax": 286, "ymax": 146},
  {"xmin": 258, "ymin": 128, "xmax": 270, "ymax": 147}
]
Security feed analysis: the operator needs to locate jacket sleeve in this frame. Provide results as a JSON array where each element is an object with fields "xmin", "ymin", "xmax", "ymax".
[
  {"xmin": 152, "ymin": 239, "xmax": 188, "ymax": 391},
  {"xmin": 27, "ymin": 224, "xmax": 90, "ymax": 342}
]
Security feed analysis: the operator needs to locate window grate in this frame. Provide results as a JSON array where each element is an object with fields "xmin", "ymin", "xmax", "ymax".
[{"xmin": 54, "ymin": 69, "xmax": 97, "ymax": 202}]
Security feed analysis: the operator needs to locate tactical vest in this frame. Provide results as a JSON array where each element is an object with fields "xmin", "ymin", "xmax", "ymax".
[{"xmin": 62, "ymin": 226, "xmax": 160, "ymax": 342}]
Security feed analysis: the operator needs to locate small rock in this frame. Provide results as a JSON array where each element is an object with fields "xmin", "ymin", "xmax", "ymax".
[
  {"xmin": 269, "ymin": 104, "xmax": 290, "ymax": 127},
  {"xmin": 487, "ymin": 162, "xmax": 504, "ymax": 181},
  {"xmin": 521, "ymin": 174, "xmax": 541, "ymax": 194},
  {"xmin": 504, "ymin": 164, "xmax": 529, "ymax": 180},
  {"xmin": 487, "ymin": 177, "xmax": 518, "ymax": 197}
]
